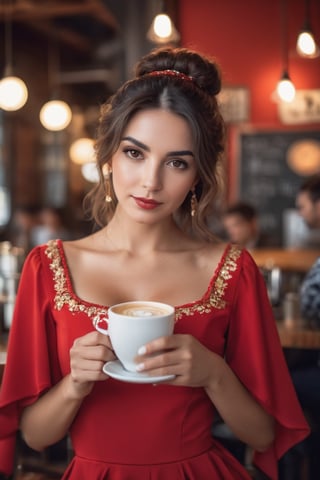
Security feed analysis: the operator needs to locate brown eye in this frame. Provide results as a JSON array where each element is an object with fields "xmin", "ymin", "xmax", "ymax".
[
  {"xmin": 168, "ymin": 159, "xmax": 188, "ymax": 169},
  {"xmin": 124, "ymin": 148, "xmax": 143, "ymax": 160}
]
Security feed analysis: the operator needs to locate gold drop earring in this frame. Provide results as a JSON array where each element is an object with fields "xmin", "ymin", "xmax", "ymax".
[
  {"xmin": 103, "ymin": 164, "xmax": 112, "ymax": 203},
  {"xmin": 190, "ymin": 187, "xmax": 198, "ymax": 217}
]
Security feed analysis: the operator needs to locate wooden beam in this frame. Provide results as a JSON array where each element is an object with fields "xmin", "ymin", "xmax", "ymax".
[
  {"xmin": 82, "ymin": 0, "xmax": 119, "ymax": 31},
  {"xmin": 25, "ymin": 19, "xmax": 92, "ymax": 52},
  {"xmin": 0, "ymin": 0, "xmax": 119, "ymax": 31}
]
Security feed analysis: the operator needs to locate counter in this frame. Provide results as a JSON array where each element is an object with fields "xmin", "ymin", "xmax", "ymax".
[
  {"xmin": 250, "ymin": 248, "xmax": 320, "ymax": 272},
  {"xmin": 277, "ymin": 321, "xmax": 320, "ymax": 349}
]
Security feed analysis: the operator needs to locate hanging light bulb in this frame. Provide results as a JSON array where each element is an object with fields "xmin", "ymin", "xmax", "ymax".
[
  {"xmin": 276, "ymin": 71, "xmax": 296, "ymax": 103},
  {"xmin": 296, "ymin": 0, "xmax": 319, "ymax": 58},
  {"xmin": 296, "ymin": 29, "xmax": 319, "ymax": 58},
  {"xmin": 0, "ymin": 0, "xmax": 28, "ymax": 111},
  {"xmin": 40, "ymin": 40, "xmax": 72, "ymax": 131},
  {"xmin": 154, "ymin": 14, "xmax": 172, "ymax": 39},
  {"xmin": 69, "ymin": 137, "xmax": 95, "ymax": 165},
  {"xmin": 147, "ymin": 2, "xmax": 180, "ymax": 45},
  {"xmin": 81, "ymin": 162, "xmax": 99, "ymax": 183},
  {"xmin": 275, "ymin": 0, "xmax": 296, "ymax": 103},
  {"xmin": 0, "ymin": 75, "xmax": 28, "ymax": 111},
  {"xmin": 40, "ymin": 100, "xmax": 72, "ymax": 131}
]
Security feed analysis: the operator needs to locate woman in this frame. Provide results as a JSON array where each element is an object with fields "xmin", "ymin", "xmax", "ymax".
[{"xmin": 0, "ymin": 47, "xmax": 309, "ymax": 480}]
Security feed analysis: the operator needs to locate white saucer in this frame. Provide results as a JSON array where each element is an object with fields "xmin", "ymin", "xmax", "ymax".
[{"xmin": 103, "ymin": 360, "xmax": 175, "ymax": 384}]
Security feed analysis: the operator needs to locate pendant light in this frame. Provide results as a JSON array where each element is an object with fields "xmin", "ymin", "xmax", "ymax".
[
  {"xmin": 276, "ymin": 0, "xmax": 295, "ymax": 103},
  {"xmin": 70, "ymin": 137, "xmax": 95, "ymax": 165},
  {"xmin": 40, "ymin": 99, "xmax": 72, "ymax": 131},
  {"xmin": 0, "ymin": 0, "xmax": 28, "ymax": 111},
  {"xmin": 296, "ymin": 0, "xmax": 319, "ymax": 58},
  {"xmin": 147, "ymin": 0, "xmax": 180, "ymax": 45},
  {"xmin": 81, "ymin": 162, "xmax": 99, "ymax": 183},
  {"xmin": 276, "ymin": 73, "xmax": 296, "ymax": 103},
  {"xmin": 69, "ymin": 110, "xmax": 94, "ymax": 165},
  {"xmin": 39, "ymin": 41, "xmax": 72, "ymax": 131}
]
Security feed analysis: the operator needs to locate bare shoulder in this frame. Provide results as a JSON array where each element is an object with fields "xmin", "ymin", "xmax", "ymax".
[
  {"xmin": 59, "ymin": 231, "xmax": 108, "ymax": 270},
  {"xmin": 62, "ymin": 230, "xmax": 106, "ymax": 253},
  {"xmin": 191, "ymin": 240, "xmax": 229, "ymax": 268}
]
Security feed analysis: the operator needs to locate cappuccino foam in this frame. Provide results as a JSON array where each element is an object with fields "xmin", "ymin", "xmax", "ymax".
[{"xmin": 113, "ymin": 303, "xmax": 169, "ymax": 317}]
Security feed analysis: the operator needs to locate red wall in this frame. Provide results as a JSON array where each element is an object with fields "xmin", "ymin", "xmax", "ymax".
[{"xmin": 179, "ymin": 0, "xmax": 320, "ymax": 127}]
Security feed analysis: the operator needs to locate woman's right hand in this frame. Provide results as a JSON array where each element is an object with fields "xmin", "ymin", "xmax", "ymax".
[
  {"xmin": 68, "ymin": 331, "xmax": 116, "ymax": 399},
  {"xmin": 20, "ymin": 331, "xmax": 116, "ymax": 451}
]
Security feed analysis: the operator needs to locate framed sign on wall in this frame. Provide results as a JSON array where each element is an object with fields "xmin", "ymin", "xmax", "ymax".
[
  {"xmin": 218, "ymin": 86, "xmax": 250, "ymax": 124},
  {"xmin": 278, "ymin": 89, "xmax": 320, "ymax": 125}
]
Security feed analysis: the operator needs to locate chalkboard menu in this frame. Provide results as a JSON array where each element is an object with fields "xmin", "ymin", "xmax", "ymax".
[{"xmin": 238, "ymin": 130, "xmax": 320, "ymax": 246}]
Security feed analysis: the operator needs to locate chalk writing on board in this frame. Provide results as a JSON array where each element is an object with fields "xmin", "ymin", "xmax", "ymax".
[{"xmin": 238, "ymin": 130, "xmax": 320, "ymax": 246}]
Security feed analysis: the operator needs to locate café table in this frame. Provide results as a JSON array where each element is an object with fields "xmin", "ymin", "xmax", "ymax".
[
  {"xmin": 277, "ymin": 320, "xmax": 320, "ymax": 350},
  {"xmin": 251, "ymin": 248, "xmax": 320, "ymax": 273}
]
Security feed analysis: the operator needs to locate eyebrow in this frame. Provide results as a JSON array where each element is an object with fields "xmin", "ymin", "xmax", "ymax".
[{"xmin": 122, "ymin": 136, "xmax": 194, "ymax": 157}]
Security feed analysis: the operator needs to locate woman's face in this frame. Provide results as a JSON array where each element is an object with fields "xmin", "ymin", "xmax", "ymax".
[
  {"xmin": 110, "ymin": 108, "xmax": 198, "ymax": 224},
  {"xmin": 296, "ymin": 191, "xmax": 320, "ymax": 229}
]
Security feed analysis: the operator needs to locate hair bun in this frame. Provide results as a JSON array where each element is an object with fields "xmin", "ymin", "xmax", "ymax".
[{"xmin": 136, "ymin": 47, "xmax": 221, "ymax": 96}]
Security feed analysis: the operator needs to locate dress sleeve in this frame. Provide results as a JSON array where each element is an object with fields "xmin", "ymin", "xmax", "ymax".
[
  {"xmin": 225, "ymin": 249, "xmax": 310, "ymax": 480},
  {"xmin": 0, "ymin": 246, "xmax": 61, "ymax": 476}
]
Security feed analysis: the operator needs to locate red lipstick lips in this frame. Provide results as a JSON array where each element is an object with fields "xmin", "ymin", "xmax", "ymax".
[{"xmin": 133, "ymin": 196, "xmax": 161, "ymax": 210}]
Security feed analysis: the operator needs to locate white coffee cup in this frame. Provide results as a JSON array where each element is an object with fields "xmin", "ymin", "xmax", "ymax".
[{"xmin": 94, "ymin": 301, "xmax": 175, "ymax": 372}]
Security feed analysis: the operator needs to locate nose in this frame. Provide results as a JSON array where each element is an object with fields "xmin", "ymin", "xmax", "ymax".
[{"xmin": 142, "ymin": 161, "xmax": 163, "ymax": 191}]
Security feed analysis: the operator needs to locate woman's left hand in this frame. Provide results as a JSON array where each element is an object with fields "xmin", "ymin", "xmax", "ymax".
[{"xmin": 135, "ymin": 334, "xmax": 218, "ymax": 387}]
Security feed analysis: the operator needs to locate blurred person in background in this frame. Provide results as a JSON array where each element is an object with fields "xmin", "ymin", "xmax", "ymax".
[
  {"xmin": 31, "ymin": 207, "xmax": 72, "ymax": 245},
  {"xmin": 222, "ymin": 202, "xmax": 272, "ymax": 249},
  {"xmin": 280, "ymin": 175, "xmax": 320, "ymax": 480},
  {"xmin": 297, "ymin": 175, "xmax": 320, "ymax": 322},
  {"xmin": 11, "ymin": 206, "xmax": 40, "ymax": 254}
]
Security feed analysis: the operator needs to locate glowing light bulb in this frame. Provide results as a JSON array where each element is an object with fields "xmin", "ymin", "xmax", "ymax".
[
  {"xmin": 81, "ymin": 162, "xmax": 99, "ymax": 183},
  {"xmin": 69, "ymin": 137, "xmax": 95, "ymax": 165},
  {"xmin": 0, "ymin": 76, "xmax": 28, "ymax": 111},
  {"xmin": 296, "ymin": 30, "xmax": 318, "ymax": 57},
  {"xmin": 40, "ymin": 100, "xmax": 72, "ymax": 131},
  {"xmin": 153, "ymin": 14, "xmax": 172, "ymax": 39},
  {"xmin": 276, "ymin": 76, "xmax": 296, "ymax": 103}
]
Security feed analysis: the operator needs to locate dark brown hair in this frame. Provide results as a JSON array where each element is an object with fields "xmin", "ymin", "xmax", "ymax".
[
  {"xmin": 85, "ymin": 47, "xmax": 225, "ymax": 241},
  {"xmin": 224, "ymin": 202, "xmax": 257, "ymax": 222},
  {"xmin": 299, "ymin": 175, "xmax": 320, "ymax": 204}
]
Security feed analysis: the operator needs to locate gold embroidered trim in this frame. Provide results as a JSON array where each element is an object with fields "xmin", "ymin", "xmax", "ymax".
[
  {"xmin": 45, "ymin": 240, "xmax": 108, "ymax": 325},
  {"xmin": 175, "ymin": 244, "xmax": 241, "ymax": 320},
  {"xmin": 45, "ymin": 240, "xmax": 241, "ymax": 322}
]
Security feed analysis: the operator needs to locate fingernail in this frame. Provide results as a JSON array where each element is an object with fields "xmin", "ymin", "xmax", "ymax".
[
  {"xmin": 136, "ymin": 363, "xmax": 145, "ymax": 372},
  {"xmin": 138, "ymin": 345, "xmax": 146, "ymax": 355}
]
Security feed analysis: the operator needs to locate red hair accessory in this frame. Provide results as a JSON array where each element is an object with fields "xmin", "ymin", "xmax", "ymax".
[{"xmin": 147, "ymin": 69, "xmax": 195, "ymax": 84}]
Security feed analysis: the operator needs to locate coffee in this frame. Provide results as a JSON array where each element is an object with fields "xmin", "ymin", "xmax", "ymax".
[
  {"xmin": 112, "ymin": 302, "xmax": 170, "ymax": 317},
  {"xmin": 94, "ymin": 300, "xmax": 175, "ymax": 372}
]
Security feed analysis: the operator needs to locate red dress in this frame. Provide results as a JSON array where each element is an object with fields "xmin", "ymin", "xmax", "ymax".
[{"xmin": 0, "ymin": 240, "xmax": 309, "ymax": 479}]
